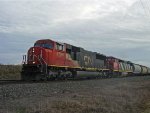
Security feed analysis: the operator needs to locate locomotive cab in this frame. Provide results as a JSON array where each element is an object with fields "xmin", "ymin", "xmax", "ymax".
[{"xmin": 28, "ymin": 39, "xmax": 54, "ymax": 65}]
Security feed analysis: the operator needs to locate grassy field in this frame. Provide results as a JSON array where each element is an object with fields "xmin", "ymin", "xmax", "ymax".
[
  {"xmin": 0, "ymin": 64, "xmax": 21, "ymax": 80},
  {"xmin": 0, "ymin": 76, "xmax": 150, "ymax": 113}
]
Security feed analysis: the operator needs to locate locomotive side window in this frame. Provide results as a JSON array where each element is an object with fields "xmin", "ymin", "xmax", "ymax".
[
  {"xmin": 56, "ymin": 43, "xmax": 64, "ymax": 51},
  {"xmin": 66, "ymin": 49, "xmax": 71, "ymax": 54}
]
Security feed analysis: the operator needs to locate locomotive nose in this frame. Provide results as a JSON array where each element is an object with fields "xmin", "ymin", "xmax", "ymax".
[{"xmin": 28, "ymin": 47, "xmax": 45, "ymax": 64}]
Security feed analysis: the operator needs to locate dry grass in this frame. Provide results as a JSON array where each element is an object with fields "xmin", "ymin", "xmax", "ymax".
[
  {"xmin": 0, "ymin": 76, "xmax": 149, "ymax": 113},
  {"xmin": 0, "ymin": 64, "xmax": 21, "ymax": 80}
]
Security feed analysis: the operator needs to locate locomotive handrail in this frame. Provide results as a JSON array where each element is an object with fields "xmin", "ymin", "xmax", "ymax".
[
  {"xmin": 34, "ymin": 54, "xmax": 47, "ymax": 76},
  {"xmin": 32, "ymin": 54, "xmax": 46, "ymax": 73},
  {"xmin": 27, "ymin": 51, "xmax": 48, "ymax": 75},
  {"xmin": 40, "ymin": 56, "xmax": 48, "ymax": 74},
  {"xmin": 22, "ymin": 55, "xmax": 27, "ymax": 64},
  {"xmin": 33, "ymin": 55, "xmax": 42, "ymax": 65}
]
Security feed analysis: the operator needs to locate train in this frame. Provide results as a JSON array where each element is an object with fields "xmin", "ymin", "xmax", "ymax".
[{"xmin": 21, "ymin": 39, "xmax": 150, "ymax": 80}]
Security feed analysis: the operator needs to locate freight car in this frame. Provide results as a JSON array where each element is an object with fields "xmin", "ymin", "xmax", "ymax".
[
  {"xmin": 131, "ymin": 64, "xmax": 142, "ymax": 75},
  {"xmin": 141, "ymin": 65, "xmax": 148, "ymax": 75},
  {"xmin": 21, "ymin": 39, "xmax": 150, "ymax": 81},
  {"xmin": 148, "ymin": 67, "xmax": 150, "ymax": 74}
]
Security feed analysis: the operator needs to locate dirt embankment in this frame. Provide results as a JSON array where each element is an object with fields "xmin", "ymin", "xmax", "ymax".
[{"xmin": 0, "ymin": 76, "xmax": 150, "ymax": 113}]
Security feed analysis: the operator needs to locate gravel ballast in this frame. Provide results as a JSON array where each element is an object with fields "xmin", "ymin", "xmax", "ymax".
[{"xmin": 0, "ymin": 76, "xmax": 150, "ymax": 113}]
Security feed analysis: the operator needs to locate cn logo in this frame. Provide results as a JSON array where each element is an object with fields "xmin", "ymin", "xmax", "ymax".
[{"xmin": 84, "ymin": 56, "xmax": 92, "ymax": 66}]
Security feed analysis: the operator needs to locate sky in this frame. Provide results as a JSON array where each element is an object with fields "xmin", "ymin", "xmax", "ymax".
[{"xmin": 0, "ymin": 0, "xmax": 150, "ymax": 66}]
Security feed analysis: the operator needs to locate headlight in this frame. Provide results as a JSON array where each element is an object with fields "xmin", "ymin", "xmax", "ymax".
[{"xmin": 32, "ymin": 48, "xmax": 35, "ymax": 52}]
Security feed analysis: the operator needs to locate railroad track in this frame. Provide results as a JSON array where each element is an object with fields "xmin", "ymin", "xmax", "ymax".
[
  {"xmin": 0, "ymin": 80, "xmax": 61, "ymax": 85},
  {"xmin": 0, "ymin": 75, "xmax": 149, "ymax": 85},
  {"xmin": 0, "ymin": 78, "xmax": 88, "ymax": 85},
  {"xmin": 0, "ymin": 76, "xmax": 107, "ymax": 85},
  {"xmin": 0, "ymin": 80, "xmax": 25, "ymax": 85}
]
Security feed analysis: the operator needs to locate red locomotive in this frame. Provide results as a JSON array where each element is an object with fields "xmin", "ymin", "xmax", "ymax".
[
  {"xmin": 27, "ymin": 39, "xmax": 80, "ymax": 67},
  {"xmin": 22, "ymin": 39, "xmax": 150, "ymax": 80},
  {"xmin": 22, "ymin": 39, "xmax": 82, "ymax": 80},
  {"xmin": 106, "ymin": 57, "xmax": 133, "ymax": 76}
]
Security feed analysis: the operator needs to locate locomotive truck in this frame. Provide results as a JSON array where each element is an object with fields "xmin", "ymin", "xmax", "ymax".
[{"xmin": 21, "ymin": 39, "xmax": 150, "ymax": 81}]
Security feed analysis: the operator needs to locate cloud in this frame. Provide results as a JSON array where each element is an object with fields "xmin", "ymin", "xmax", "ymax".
[
  {"xmin": 120, "ymin": 37, "xmax": 150, "ymax": 43},
  {"xmin": 0, "ymin": 0, "xmax": 150, "ymax": 67},
  {"xmin": 0, "ymin": 0, "xmax": 136, "ymax": 33}
]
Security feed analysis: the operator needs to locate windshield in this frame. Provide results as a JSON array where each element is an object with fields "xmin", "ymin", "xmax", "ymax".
[{"xmin": 34, "ymin": 43, "xmax": 53, "ymax": 49}]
